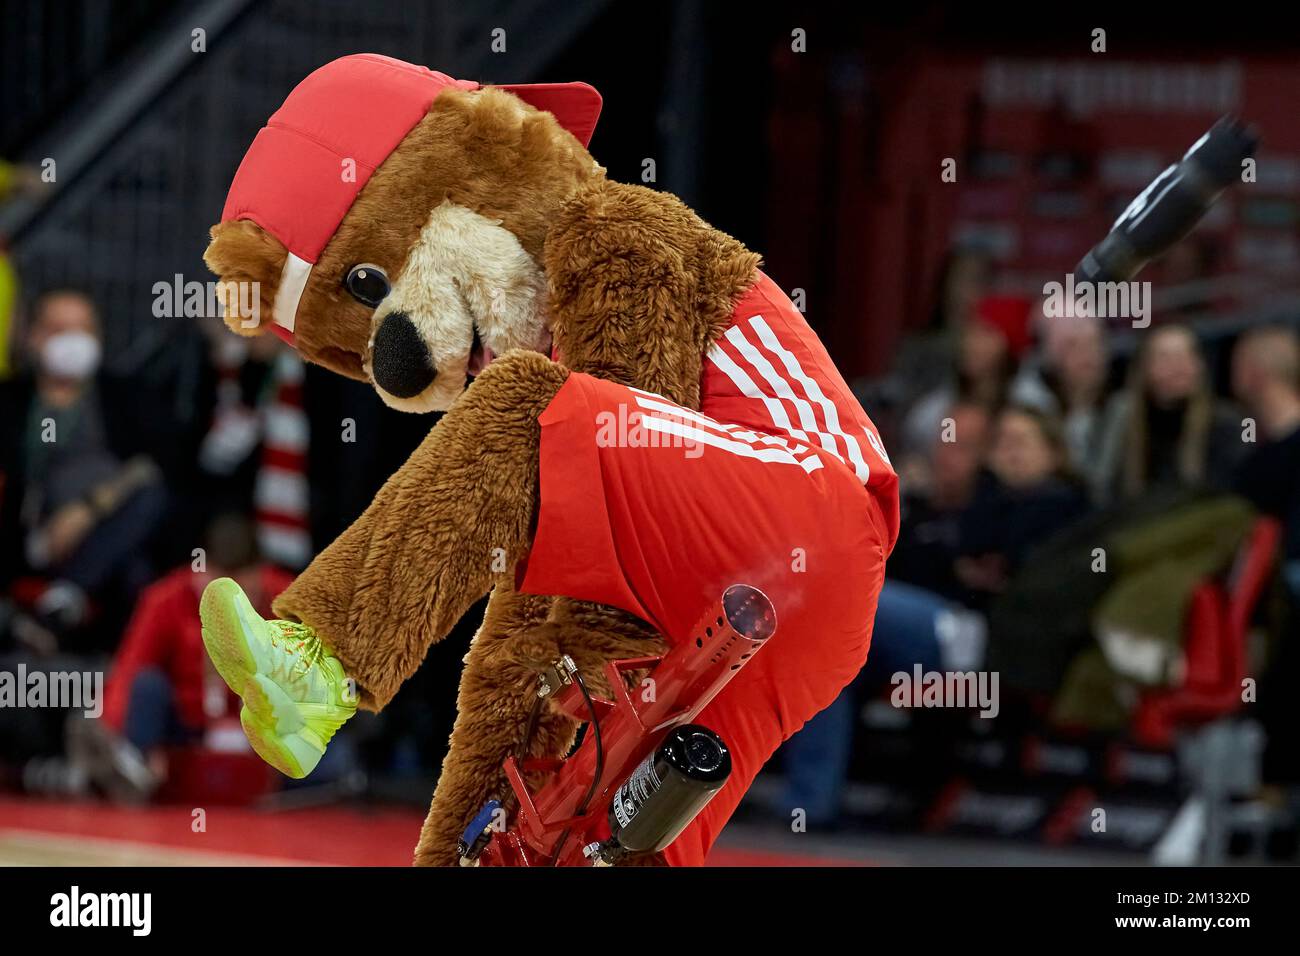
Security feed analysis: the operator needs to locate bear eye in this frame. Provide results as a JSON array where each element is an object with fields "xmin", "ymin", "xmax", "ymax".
[{"xmin": 344, "ymin": 263, "xmax": 390, "ymax": 308}]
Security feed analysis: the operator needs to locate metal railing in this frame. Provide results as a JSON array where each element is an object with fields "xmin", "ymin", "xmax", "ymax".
[
  {"xmin": 5, "ymin": 0, "xmax": 610, "ymax": 357},
  {"xmin": 0, "ymin": 0, "xmax": 177, "ymax": 154}
]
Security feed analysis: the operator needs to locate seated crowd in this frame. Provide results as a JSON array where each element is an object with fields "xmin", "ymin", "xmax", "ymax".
[
  {"xmin": 780, "ymin": 252, "xmax": 1300, "ymax": 829},
  {"xmin": 1, "ymin": 270, "xmax": 1298, "ymax": 832},
  {"xmin": 0, "ymin": 284, "xmax": 412, "ymax": 799}
]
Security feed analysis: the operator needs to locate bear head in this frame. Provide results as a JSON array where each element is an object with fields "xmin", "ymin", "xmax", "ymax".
[{"xmin": 204, "ymin": 54, "xmax": 602, "ymax": 412}]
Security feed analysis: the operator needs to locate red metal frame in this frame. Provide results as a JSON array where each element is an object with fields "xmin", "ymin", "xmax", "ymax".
[{"xmin": 478, "ymin": 584, "xmax": 776, "ymax": 866}]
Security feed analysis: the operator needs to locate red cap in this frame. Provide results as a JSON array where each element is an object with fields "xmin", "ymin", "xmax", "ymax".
[
  {"xmin": 973, "ymin": 294, "xmax": 1033, "ymax": 360},
  {"xmin": 218, "ymin": 54, "xmax": 602, "ymax": 343}
]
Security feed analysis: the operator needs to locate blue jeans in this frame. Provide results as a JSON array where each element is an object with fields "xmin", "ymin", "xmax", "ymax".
[
  {"xmin": 59, "ymin": 483, "xmax": 168, "ymax": 596},
  {"xmin": 123, "ymin": 666, "xmax": 358, "ymax": 786},
  {"xmin": 775, "ymin": 579, "xmax": 947, "ymax": 826},
  {"xmin": 123, "ymin": 667, "xmax": 195, "ymax": 752}
]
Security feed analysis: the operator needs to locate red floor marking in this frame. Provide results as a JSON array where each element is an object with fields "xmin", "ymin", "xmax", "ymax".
[
  {"xmin": 0, "ymin": 796, "xmax": 865, "ymax": 866},
  {"xmin": 0, "ymin": 796, "xmax": 424, "ymax": 865}
]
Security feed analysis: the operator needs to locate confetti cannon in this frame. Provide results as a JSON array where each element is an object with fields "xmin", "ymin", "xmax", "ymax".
[{"xmin": 458, "ymin": 584, "xmax": 776, "ymax": 866}]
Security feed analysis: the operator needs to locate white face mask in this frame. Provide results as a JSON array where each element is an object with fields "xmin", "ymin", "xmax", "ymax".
[{"xmin": 40, "ymin": 330, "xmax": 102, "ymax": 381}]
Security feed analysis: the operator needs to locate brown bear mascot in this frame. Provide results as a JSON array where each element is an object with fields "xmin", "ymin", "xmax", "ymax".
[{"xmin": 200, "ymin": 54, "xmax": 898, "ymax": 866}]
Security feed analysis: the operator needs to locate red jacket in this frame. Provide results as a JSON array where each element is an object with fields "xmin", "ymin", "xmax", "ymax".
[
  {"xmin": 102, "ymin": 565, "xmax": 293, "ymax": 732},
  {"xmin": 700, "ymin": 272, "xmax": 898, "ymax": 546},
  {"xmin": 517, "ymin": 272, "xmax": 897, "ymax": 865}
]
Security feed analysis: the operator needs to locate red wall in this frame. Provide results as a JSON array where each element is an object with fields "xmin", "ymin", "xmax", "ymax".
[{"xmin": 764, "ymin": 51, "xmax": 1300, "ymax": 379}]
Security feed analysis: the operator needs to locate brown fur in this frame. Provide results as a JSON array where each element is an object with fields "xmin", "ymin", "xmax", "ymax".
[
  {"xmin": 546, "ymin": 179, "xmax": 760, "ymax": 408},
  {"xmin": 203, "ymin": 219, "xmax": 287, "ymax": 332},
  {"xmin": 271, "ymin": 348, "xmax": 669, "ymax": 865},
  {"xmin": 205, "ymin": 87, "xmax": 599, "ymax": 381},
  {"xmin": 207, "ymin": 84, "xmax": 760, "ymax": 865},
  {"xmin": 414, "ymin": 593, "xmax": 663, "ymax": 866},
  {"xmin": 271, "ymin": 349, "xmax": 568, "ymax": 709}
]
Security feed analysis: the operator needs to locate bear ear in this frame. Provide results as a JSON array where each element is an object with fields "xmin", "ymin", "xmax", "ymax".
[
  {"xmin": 203, "ymin": 219, "xmax": 284, "ymax": 336},
  {"xmin": 445, "ymin": 86, "xmax": 593, "ymax": 170},
  {"xmin": 450, "ymin": 86, "xmax": 530, "ymax": 146}
]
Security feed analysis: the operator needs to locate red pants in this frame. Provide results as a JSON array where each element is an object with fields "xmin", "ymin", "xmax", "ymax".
[{"xmin": 519, "ymin": 372, "xmax": 892, "ymax": 864}]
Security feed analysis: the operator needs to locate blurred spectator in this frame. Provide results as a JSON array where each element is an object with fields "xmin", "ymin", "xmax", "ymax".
[
  {"xmin": 195, "ymin": 331, "xmax": 281, "ymax": 516},
  {"xmin": 889, "ymin": 401, "xmax": 992, "ymax": 602},
  {"xmin": 900, "ymin": 295, "xmax": 1027, "ymax": 484},
  {"xmin": 777, "ymin": 572, "xmax": 988, "ymax": 829},
  {"xmin": 1232, "ymin": 325, "xmax": 1300, "ymax": 559},
  {"xmin": 195, "ymin": 331, "xmax": 312, "ymax": 570},
  {"xmin": 1157, "ymin": 235, "xmax": 1226, "ymax": 320},
  {"xmin": 76, "ymin": 513, "xmax": 292, "ymax": 800},
  {"xmin": 956, "ymin": 404, "xmax": 1091, "ymax": 602},
  {"xmin": 1094, "ymin": 323, "xmax": 1242, "ymax": 504},
  {"xmin": 777, "ymin": 402, "xmax": 1003, "ymax": 829},
  {"xmin": 872, "ymin": 246, "xmax": 992, "ymax": 448},
  {"xmin": 894, "ymin": 248, "xmax": 993, "ymax": 400},
  {"xmin": 0, "ymin": 159, "xmax": 54, "ymax": 377},
  {"xmin": 1231, "ymin": 325, "xmax": 1300, "ymax": 790},
  {"xmin": 0, "ymin": 250, "xmax": 16, "ymax": 380},
  {"xmin": 1012, "ymin": 312, "xmax": 1116, "ymax": 499},
  {"xmin": 933, "ymin": 248, "xmax": 994, "ymax": 334},
  {"xmin": 0, "ymin": 159, "xmax": 52, "ymax": 379},
  {"xmin": 0, "ymin": 289, "xmax": 168, "ymax": 648}
]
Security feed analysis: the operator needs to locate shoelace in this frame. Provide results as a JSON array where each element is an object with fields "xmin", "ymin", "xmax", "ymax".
[{"xmin": 267, "ymin": 620, "xmax": 325, "ymax": 683}]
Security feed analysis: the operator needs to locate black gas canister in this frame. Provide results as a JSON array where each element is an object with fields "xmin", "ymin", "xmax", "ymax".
[{"xmin": 600, "ymin": 724, "xmax": 731, "ymax": 860}]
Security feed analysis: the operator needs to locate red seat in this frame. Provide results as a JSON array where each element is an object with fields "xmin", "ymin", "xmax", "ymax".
[
  {"xmin": 9, "ymin": 576, "xmax": 54, "ymax": 609},
  {"xmin": 1132, "ymin": 517, "xmax": 1282, "ymax": 748}
]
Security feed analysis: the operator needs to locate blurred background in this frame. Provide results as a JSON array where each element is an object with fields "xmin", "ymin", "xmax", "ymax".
[{"xmin": 1, "ymin": 0, "xmax": 1298, "ymax": 865}]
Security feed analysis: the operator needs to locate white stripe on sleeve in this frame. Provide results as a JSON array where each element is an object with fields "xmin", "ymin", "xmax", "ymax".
[
  {"xmin": 638, "ymin": 416, "xmax": 824, "ymax": 473},
  {"xmin": 706, "ymin": 342, "xmax": 812, "ymax": 443},
  {"xmin": 748, "ymin": 315, "xmax": 871, "ymax": 482},
  {"xmin": 724, "ymin": 323, "xmax": 838, "ymax": 454},
  {"xmin": 632, "ymin": 395, "xmax": 810, "ymax": 455}
]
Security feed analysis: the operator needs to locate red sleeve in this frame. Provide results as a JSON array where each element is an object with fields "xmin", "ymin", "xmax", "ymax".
[{"xmin": 101, "ymin": 579, "xmax": 182, "ymax": 731}]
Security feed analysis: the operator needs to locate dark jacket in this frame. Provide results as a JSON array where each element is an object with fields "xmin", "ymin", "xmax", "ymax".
[
  {"xmin": 958, "ymin": 470, "xmax": 1092, "ymax": 573},
  {"xmin": 0, "ymin": 354, "xmax": 212, "ymax": 585}
]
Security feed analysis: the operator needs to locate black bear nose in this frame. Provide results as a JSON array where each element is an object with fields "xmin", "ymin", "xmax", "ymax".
[{"xmin": 372, "ymin": 311, "xmax": 436, "ymax": 398}]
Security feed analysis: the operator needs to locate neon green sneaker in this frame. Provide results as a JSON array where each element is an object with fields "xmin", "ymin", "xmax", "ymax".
[{"xmin": 199, "ymin": 577, "xmax": 356, "ymax": 779}]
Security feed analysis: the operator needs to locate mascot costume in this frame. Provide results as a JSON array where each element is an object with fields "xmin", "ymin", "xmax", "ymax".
[{"xmin": 199, "ymin": 54, "xmax": 898, "ymax": 866}]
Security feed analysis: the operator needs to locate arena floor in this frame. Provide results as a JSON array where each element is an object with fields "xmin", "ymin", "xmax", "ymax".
[
  {"xmin": 0, "ymin": 796, "xmax": 863, "ymax": 866},
  {"xmin": 0, "ymin": 795, "xmax": 1148, "ymax": 866}
]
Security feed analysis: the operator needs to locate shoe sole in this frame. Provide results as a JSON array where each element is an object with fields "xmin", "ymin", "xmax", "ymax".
[{"xmin": 200, "ymin": 578, "xmax": 315, "ymax": 779}]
